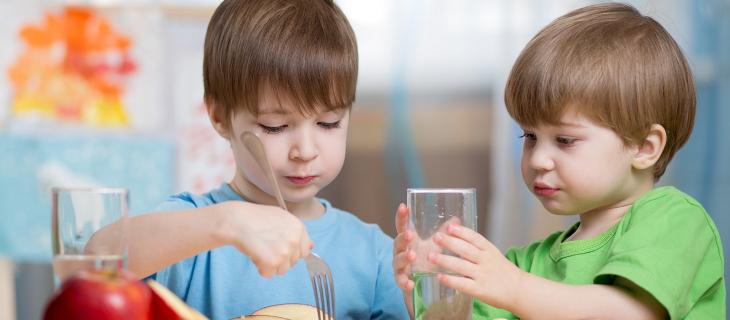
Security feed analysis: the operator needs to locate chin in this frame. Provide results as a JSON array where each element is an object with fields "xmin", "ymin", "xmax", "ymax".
[
  {"xmin": 285, "ymin": 187, "xmax": 322, "ymax": 203},
  {"xmin": 546, "ymin": 208, "xmax": 578, "ymax": 216},
  {"xmin": 541, "ymin": 202, "xmax": 577, "ymax": 216}
]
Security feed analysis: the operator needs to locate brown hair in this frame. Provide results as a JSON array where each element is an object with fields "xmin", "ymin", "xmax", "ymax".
[
  {"xmin": 505, "ymin": 3, "xmax": 695, "ymax": 179},
  {"xmin": 203, "ymin": 0, "xmax": 358, "ymax": 128}
]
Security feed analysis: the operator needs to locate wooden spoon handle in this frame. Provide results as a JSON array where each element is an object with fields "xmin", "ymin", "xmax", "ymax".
[{"xmin": 241, "ymin": 131, "xmax": 288, "ymax": 211}]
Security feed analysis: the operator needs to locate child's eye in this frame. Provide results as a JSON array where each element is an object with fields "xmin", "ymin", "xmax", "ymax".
[
  {"xmin": 318, "ymin": 120, "xmax": 341, "ymax": 130},
  {"xmin": 556, "ymin": 136, "xmax": 577, "ymax": 145},
  {"xmin": 518, "ymin": 132, "xmax": 536, "ymax": 141},
  {"xmin": 259, "ymin": 124, "xmax": 286, "ymax": 134}
]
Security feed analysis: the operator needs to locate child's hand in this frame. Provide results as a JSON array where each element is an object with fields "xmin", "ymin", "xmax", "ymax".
[
  {"xmin": 222, "ymin": 201, "xmax": 313, "ymax": 278},
  {"xmin": 392, "ymin": 203, "xmax": 417, "ymax": 319},
  {"xmin": 393, "ymin": 203, "xmax": 465, "ymax": 320},
  {"xmin": 393, "ymin": 204, "xmax": 466, "ymax": 291},
  {"xmin": 429, "ymin": 224, "xmax": 523, "ymax": 310},
  {"xmin": 393, "ymin": 203, "xmax": 416, "ymax": 292}
]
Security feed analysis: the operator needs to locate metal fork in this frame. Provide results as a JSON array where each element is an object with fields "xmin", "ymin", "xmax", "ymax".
[
  {"xmin": 241, "ymin": 131, "xmax": 336, "ymax": 320},
  {"xmin": 305, "ymin": 252, "xmax": 335, "ymax": 320}
]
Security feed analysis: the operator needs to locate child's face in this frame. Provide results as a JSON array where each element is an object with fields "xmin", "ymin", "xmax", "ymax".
[
  {"xmin": 227, "ymin": 90, "xmax": 349, "ymax": 204},
  {"xmin": 519, "ymin": 111, "xmax": 640, "ymax": 215}
]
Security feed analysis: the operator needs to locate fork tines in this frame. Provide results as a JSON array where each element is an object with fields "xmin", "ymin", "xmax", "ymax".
[{"xmin": 306, "ymin": 254, "xmax": 335, "ymax": 320}]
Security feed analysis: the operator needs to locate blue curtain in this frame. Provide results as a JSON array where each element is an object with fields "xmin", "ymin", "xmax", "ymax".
[{"xmin": 666, "ymin": 0, "xmax": 730, "ymax": 309}]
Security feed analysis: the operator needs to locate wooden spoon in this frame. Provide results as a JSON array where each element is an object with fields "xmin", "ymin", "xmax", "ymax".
[{"xmin": 241, "ymin": 131, "xmax": 288, "ymax": 210}]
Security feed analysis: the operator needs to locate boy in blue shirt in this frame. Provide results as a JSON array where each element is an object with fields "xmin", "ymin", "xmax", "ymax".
[
  {"xmin": 104, "ymin": 0, "xmax": 408, "ymax": 319},
  {"xmin": 393, "ymin": 3, "xmax": 725, "ymax": 319}
]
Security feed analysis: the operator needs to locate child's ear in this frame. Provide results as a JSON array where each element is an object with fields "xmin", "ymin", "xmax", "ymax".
[
  {"xmin": 206, "ymin": 101, "xmax": 231, "ymax": 140},
  {"xmin": 632, "ymin": 124, "xmax": 667, "ymax": 170}
]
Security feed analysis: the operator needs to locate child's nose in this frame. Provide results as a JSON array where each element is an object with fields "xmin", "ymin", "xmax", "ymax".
[
  {"xmin": 527, "ymin": 146, "xmax": 555, "ymax": 171},
  {"xmin": 289, "ymin": 130, "xmax": 319, "ymax": 161}
]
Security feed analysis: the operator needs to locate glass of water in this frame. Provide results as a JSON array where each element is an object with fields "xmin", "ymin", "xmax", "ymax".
[
  {"xmin": 408, "ymin": 188, "xmax": 476, "ymax": 320},
  {"xmin": 51, "ymin": 187, "xmax": 128, "ymax": 285}
]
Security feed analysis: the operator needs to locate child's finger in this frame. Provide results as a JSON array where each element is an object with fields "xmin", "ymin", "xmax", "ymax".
[
  {"xmin": 436, "ymin": 273, "xmax": 475, "ymax": 296},
  {"xmin": 393, "ymin": 261, "xmax": 413, "ymax": 289},
  {"xmin": 428, "ymin": 251, "xmax": 475, "ymax": 278},
  {"xmin": 290, "ymin": 245, "xmax": 301, "ymax": 267},
  {"xmin": 433, "ymin": 232, "xmax": 482, "ymax": 264},
  {"xmin": 256, "ymin": 260, "xmax": 275, "ymax": 279},
  {"xmin": 300, "ymin": 233, "xmax": 312, "ymax": 258},
  {"xmin": 436, "ymin": 216, "xmax": 462, "ymax": 233},
  {"xmin": 393, "ymin": 249, "xmax": 415, "ymax": 270},
  {"xmin": 394, "ymin": 203, "xmax": 409, "ymax": 233},
  {"xmin": 393, "ymin": 231, "xmax": 413, "ymax": 253},
  {"xmin": 276, "ymin": 259, "xmax": 292, "ymax": 276},
  {"xmin": 447, "ymin": 224, "xmax": 491, "ymax": 251},
  {"xmin": 405, "ymin": 279, "xmax": 416, "ymax": 291},
  {"xmin": 397, "ymin": 276, "xmax": 414, "ymax": 291}
]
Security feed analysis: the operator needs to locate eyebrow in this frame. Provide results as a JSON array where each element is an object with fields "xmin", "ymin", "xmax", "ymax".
[
  {"xmin": 259, "ymin": 107, "xmax": 348, "ymax": 117},
  {"xmin": 557, "ymin": 121, "xmax": 586, "ymax": 128},
  {"xmin": 258, "ymin": 108, "xmax": 289, "ymax": 115}
]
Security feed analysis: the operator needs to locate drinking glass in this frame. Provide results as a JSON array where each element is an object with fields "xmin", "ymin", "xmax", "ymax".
[
  {"xmin": 408, "ymin": 188, "xmax": 476, "ymax": 320},
  {"xmin": 51, "ymin": 187, "xmax": 128, "ymax": 285}
]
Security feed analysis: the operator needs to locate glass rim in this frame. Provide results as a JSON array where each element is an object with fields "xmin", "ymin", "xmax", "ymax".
[
  {"xmin": 407, "ymin": 188, "xmax": 476, "ymax": 194},
  {"xmin": 51, "ymin": 187, "xmax": 129, "ymax": 195}
]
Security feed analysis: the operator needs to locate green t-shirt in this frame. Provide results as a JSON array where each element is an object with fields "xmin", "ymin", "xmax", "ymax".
[{"xmin": 474, "ymin": 186, "xmax": 725, "ymax": 320}]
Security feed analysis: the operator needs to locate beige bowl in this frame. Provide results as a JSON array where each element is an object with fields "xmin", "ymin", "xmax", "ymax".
[{"xmin": 235, "ymin": 304, "xmax": 332, "ymax": 320}]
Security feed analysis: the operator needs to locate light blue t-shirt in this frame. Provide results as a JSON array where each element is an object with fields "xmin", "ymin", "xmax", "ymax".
[{"xmin": 144, "ymin": 184, "xmax": 409, "ymax": 320}]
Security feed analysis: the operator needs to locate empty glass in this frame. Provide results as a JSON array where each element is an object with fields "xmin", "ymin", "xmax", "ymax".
[
  {"xmin": 408, "ymin": 188, "xmax": 476, "ymax": 320},
  {"xmin": 51, "ymin": 187, "xmax": 128, "ymax": 285}
]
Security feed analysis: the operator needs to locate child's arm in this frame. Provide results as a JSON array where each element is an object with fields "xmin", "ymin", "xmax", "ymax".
[
  {"xmin": 88, "ymin": 201, "xmax": 312, "ymax": 279},
  {"xmin": 431, "ymin": 225, "xmax": 667, "ymax": 320}
]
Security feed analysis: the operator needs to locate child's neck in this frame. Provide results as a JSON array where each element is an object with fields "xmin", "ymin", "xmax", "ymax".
[
  {"xmin": 567, "ymin": 179, "xmax": 655, "ymax": 241},
  {"xmin": 567, "ymin": 203, "xmax": 632, "ymax": 241},
  {"xmin": 229, "ymin": 177, "xmax": 325, "ymax": 220},
  {"xmin": 287, "ymin": 198, "xmax": 326, "ymax": 220}
]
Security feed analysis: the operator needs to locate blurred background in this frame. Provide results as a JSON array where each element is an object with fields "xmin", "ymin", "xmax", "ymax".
[{"xmin": 0, "ymin": 0, "xmax": 727, "ymax": 318}]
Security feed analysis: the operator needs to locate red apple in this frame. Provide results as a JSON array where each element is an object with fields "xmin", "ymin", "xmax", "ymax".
[{"xmin": 43, "ymin": 269, "xmax": 151, "ymax": 320}]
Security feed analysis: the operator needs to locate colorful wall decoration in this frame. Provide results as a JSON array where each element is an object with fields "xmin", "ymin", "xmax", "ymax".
[{"xmin": 7, "ymin": 6, "xmax": 137, "ymax": 127}]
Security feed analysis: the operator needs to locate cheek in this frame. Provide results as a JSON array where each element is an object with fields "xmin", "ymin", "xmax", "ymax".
[
  {"xmin": 562, "ymin": 151, "xmax": 630, "ymax": 192},
  {"xmin": 520, "ymin": 154, "xmax": 533, "ymax": 183},
  {"xmin": 323, "ymin": 137, "xmax": 347, "ymax": 171},
  {"xmin": 233, "ymin": 144, "xmax": 270, "ymax": 183},
  {"xmin": 231, "ymin": 144, "xmax": 251, "ymax": 169},
  {"xmin": 266, "ymin": 142, "xmax": 293, "ymax": 170},
  {"xmin": 313, "ymin": 131, "xmax": 347, "ymax": 179}
]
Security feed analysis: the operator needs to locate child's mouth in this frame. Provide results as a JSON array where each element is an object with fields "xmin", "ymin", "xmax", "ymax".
[
  {"xmin": 533, "ymin": 185, "xmax": 559, "ymax": 196},
  {"xmin": 286, "ymin": 176, "xmax": 316, "ymax": 185}
]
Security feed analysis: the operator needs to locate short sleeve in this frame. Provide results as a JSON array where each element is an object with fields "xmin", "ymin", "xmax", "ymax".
[
  {"xmin": 594, "ymin": 195, "xmax": 724, "ymax": 319},
  {"xmin": 152, "ymin": 192, "xmax": 199, "ymax": 212},
  {"xmin": 141, "ymin": 193, "xmax": 200, "ymax": 299}
]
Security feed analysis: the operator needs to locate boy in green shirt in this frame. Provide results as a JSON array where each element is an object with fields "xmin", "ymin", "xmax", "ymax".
[{"xmin": 393, "ymin": 3, "xmax": 725, "ymax": 319}]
